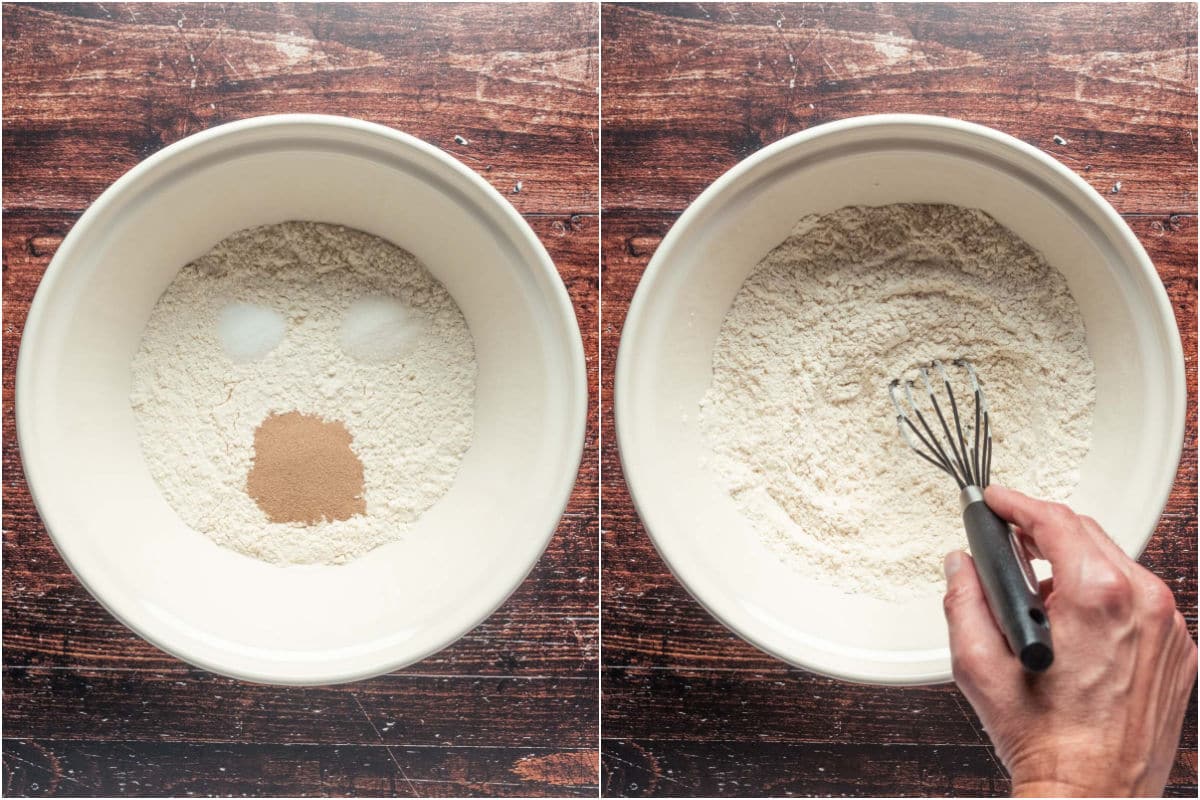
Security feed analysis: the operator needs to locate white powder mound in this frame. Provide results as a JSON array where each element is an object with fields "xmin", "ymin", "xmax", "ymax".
[
  {"xmin": 698, "ymin": 204, "xmax": 1096, "ymax": 600},
  {"xmin": 131, "ymin": 221, "xmax": 476, "ymax": 566}
]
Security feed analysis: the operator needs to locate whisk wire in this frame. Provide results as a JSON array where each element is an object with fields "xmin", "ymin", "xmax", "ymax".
[
  {"xmin": 936, "ymin": 360, "xmax": 976, "ymax": 487},
  {"xmin": 983, "ymin": 413, "xmax": 992, "ymax": 487},
  {"xmin": 922, "ymin": 366, "xmax": 972, "ymax": 487},
  {"xmin": 971, "ymin": 391, "xmax": 982, "ymax": 484},
  {"xmin": 899, "ymin": 421, "xmax": 959, "ymax": 478},
  {"xmin": 958, "ymin": 360, "xmax": 986, "ymax": 487}
]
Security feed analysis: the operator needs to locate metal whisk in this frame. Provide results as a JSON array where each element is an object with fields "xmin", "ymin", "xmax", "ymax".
[
  {"xmin": 890, "ymin": 359, "xmax": 1054, "ymax": 673},
  {"xmin": 890, "ymin": 360, "xmax": 992, "ymax": 490}
]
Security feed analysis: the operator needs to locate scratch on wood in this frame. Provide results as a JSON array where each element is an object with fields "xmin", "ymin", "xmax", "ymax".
[
  {"xmin": 602, "ymin": 749, "xmax": 686, "ymax": 788},
  {"xmin": 350, "ymin": 693, "xmax": 419, "ymax": 797}
]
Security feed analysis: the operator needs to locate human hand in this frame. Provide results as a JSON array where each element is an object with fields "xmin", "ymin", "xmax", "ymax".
[{"xmin": 942, "ymin": 485, "xmax": 1197, "ymax": 797}]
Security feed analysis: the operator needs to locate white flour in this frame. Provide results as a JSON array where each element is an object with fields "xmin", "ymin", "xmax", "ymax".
[
  {"xmin": 699, "ymin": 204, "xmax": 1095, "ymax": 600},
  {"xmin": 131, "ymin": 221, "xmax": 476, "ymax": 565}
]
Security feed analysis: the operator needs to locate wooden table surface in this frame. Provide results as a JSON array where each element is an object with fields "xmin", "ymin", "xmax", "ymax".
[
  {"xmin": 5, "ymin": 2, "xmax": 1198, "ymax": 798},
  {"xmin": 600, "ymin": 3, "xmax": 1197, "ymax": 797},
  {"xmin": 2, "ymin": 3, "xmax": 598, "ymax": 797}
]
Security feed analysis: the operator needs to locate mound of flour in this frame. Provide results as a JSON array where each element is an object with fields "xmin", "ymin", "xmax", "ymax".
[
  {"xmin": 698, "ymin": 204, "xmax": 1095, "ymax": 600},
  {"xmin": 131, "ymin": 221, "xmax": 476, "ymax": 566}
]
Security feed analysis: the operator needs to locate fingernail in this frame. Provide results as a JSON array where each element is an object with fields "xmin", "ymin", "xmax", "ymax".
[{"xmin": 943, "ymin": 551, "xmax": 966, "ymax": 580}]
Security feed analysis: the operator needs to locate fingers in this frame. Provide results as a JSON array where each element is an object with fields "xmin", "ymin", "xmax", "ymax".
[
  {"xmin": 943, "ymin": 550, "xmax": 1011, "ymax": 686},
  {"xmin": 983, "ymin": 485, "xmax": 1095, "ymax": 569},
  {"xmin": 981, "ymin": 487, "xmax": 1167, "ymax": 625}
]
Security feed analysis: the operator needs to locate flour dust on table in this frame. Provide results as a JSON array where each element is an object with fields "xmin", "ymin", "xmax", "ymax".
[
  {"xmin": 131, "ymin": 221, "xmax": 476, "ymax": 565},
  {"xmin": 699, "ymin": 204, "xmax": 1096, "ymax": 600}
]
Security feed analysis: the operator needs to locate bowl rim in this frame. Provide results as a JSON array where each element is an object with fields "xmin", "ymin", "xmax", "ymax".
[
  {"xmin": 614, "ymin": 112, "xmax": 1186, "ymax": 685},
  {"xmin": 15, "ymin": 113, "xmax": 589, "ymax": 685}
]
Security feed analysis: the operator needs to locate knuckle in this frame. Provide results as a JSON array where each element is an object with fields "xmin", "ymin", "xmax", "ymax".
[
  {"xmin": 1047, "ymin": 502, "xmax": 1075, "ymax": 523},
  {"xmin": 951, "ymin": 640, "xmax": 992, "ymax": 680},
  {"xmin": 1142, "ymin": 578, "xmax": 1177, "ymax": 621},
  {"xmin": 1081, "ymin": 567, "xmax": 1133, "ymax": 615}
]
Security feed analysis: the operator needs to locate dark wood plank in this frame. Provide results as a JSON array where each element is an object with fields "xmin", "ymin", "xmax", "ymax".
[
  {"xmin": 3, "ymin": 3, "xmax": 598, "ymax": 797},
  {"xmin": 600, "ymin": 3, "xmax": 1197, "ymax": 796},
  {"xmin": 602, "ymin": 3, "xmax": 1196, "ymax": 216},
  {"xmin": 3, "ymin": 739, "xmax": 599, "ymax": 798},
  {"xmin": 602, "ymin": 666, "xmax": 1196, "ymax": 754},
  {"xmin": 2, "ymin": 3, "xmax": 598, "ymax": 215},
  {"xmin": 1, "ymin": 668, "xmax": 595, "ymax": 748},
  {"xmin": 602, "ymin": 739, "xmax": 1198, "ymax": 798}
]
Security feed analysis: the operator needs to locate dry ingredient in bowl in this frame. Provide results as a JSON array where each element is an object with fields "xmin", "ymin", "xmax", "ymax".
[
  {"xmin": 131, "ymin": 221, "xmax": 476, "ymax": 565},
  {"xmin": 699, "ymin": 204, "xmax": 1096, "ymax": 601}
]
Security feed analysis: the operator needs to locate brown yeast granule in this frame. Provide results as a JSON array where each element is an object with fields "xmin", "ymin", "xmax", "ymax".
[{"xmin": 246, "ymin": 411, "xmax": 366, "ymax": 525}]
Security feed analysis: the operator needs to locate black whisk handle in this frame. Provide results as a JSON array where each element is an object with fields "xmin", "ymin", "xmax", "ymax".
[{"xmin": 960, "ymin": 486, "xmax": 1054, "ymax": 672}]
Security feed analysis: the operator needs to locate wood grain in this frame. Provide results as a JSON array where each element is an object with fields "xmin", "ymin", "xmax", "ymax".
[
  {"xmin": 3, "ymin": 3, "xmax": 598, "ymax": 215},
  {"xmin": 2, "ymin": 3, "xmax": 598, "ymax": 797},
  {"xmin": 603, "ymin": 3, "xmax": 1196, "ymax": 215},
  {"xmin": 600, "ymin": 3, "xmax": 1198, "ymax": 797}
]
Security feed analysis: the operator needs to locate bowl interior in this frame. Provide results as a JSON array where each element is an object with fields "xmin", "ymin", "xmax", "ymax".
[
  {"xmin": 18, "ymin": 118, "xmax": 585, "ymax": 683},
  {"xmin": 617, "ymin": 118, "xmax": 1183, "ymax": 684}
]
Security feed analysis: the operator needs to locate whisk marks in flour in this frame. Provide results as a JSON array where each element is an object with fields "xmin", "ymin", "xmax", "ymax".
[{"xmin": 698, "ymin": 204, "xmax": 1096, "ymax": 600}]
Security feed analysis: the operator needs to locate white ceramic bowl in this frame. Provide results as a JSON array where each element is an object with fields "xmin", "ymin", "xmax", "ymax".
[
  {"xmin": 615, "ymin": 114, "xmax": 1185, "ymax": 685},
  {"xmin": 17, "ymin": 114, "xmax": 587, "ymax": 684}
]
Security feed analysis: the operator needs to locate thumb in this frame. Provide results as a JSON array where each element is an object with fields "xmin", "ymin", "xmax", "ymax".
[{"xmin": 943, "ymin": 551, "xmax": 1010, "ymax": 687}]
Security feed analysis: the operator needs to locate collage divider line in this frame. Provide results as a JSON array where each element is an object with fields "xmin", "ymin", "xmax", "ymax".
[{"xmin": 595, "ymin": 1, "xmax": 604, "ymax": 792}]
